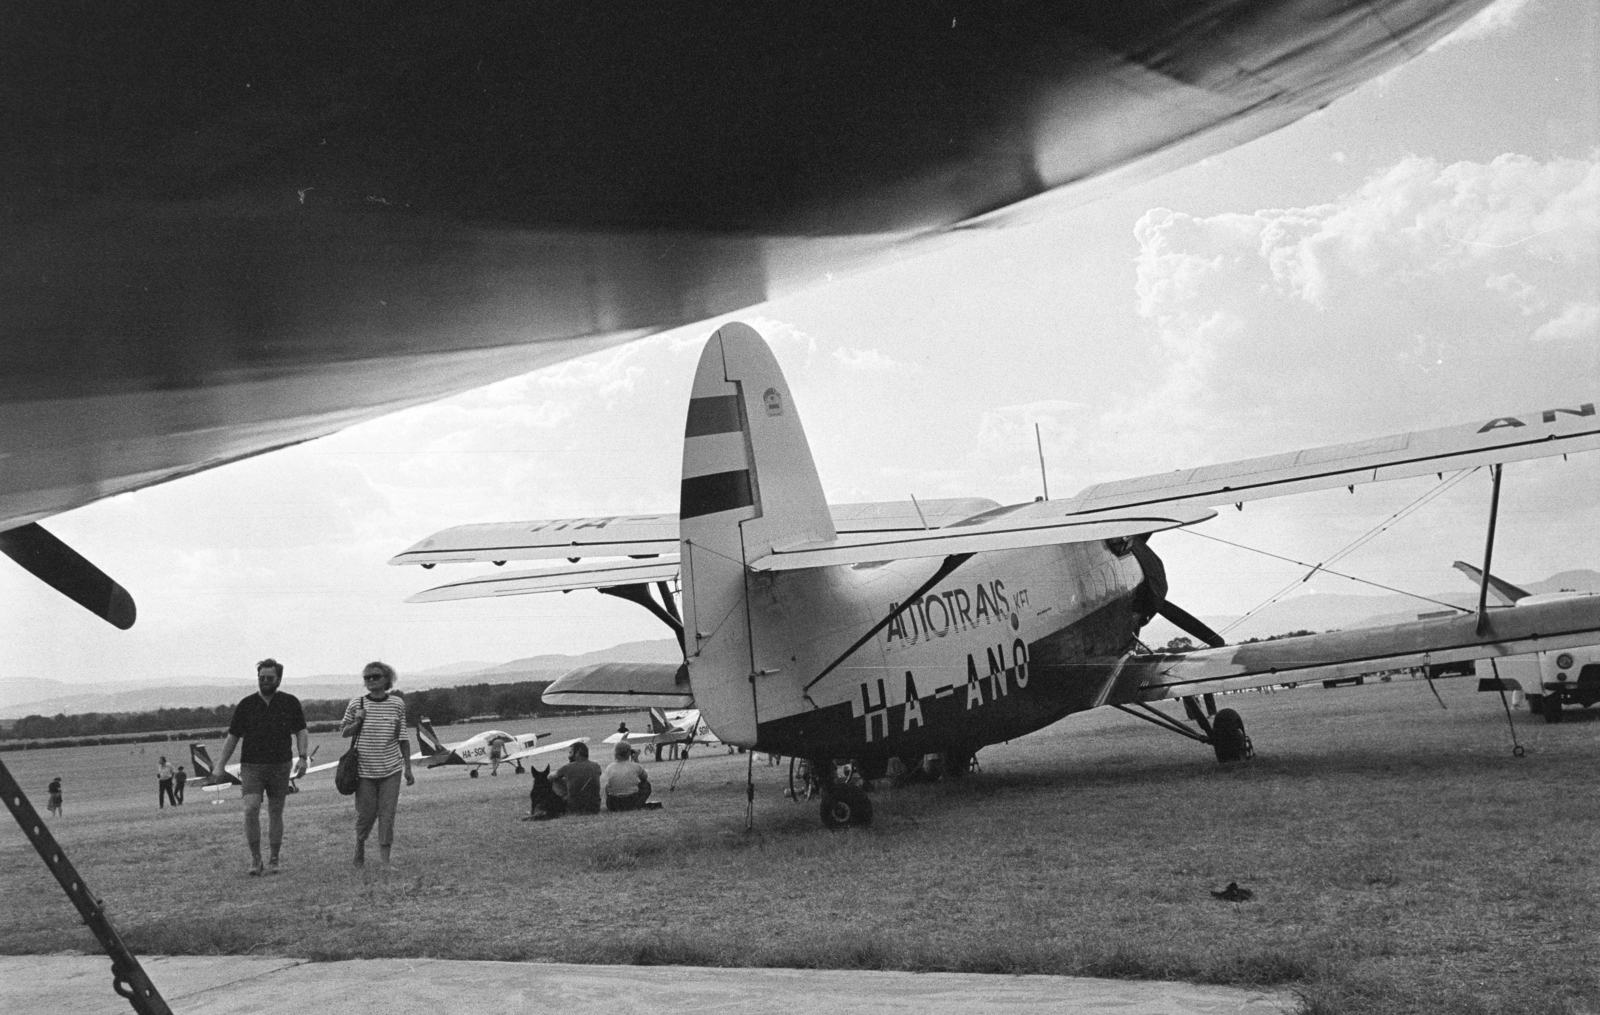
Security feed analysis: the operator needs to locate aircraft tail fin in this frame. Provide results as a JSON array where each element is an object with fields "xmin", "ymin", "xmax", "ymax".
[
  {"xmin": 680, "ymin": 322, "xmax": 832, "ymax": 746},
  {"xmin": 416, "ymin": 718, "xmax": 445, "ymax": 756},
  {"xmin": 1452, "ymin": 560, "xmax": 1530, "ymax": 605},
  {"xmin": 190, "ymin": 742, "xmax": 239, "ymax": 785},
  {"xmin": 648, "ymin": 707, "xmax": 670, "ymax": 734}
]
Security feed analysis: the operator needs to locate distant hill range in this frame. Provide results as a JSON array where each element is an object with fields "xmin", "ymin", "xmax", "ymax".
[{"xmin": 0, "ymin": 639, "xmax": 680, "ymax": 719}]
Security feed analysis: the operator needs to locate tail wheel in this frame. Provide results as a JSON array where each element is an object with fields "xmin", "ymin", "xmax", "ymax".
[
  {"xmin": 1211, "ymin": 709, "xmax": 1254, "ymax": 764},
  {"xmin": 820, "ymin": 784, "xmax": 873, "ymax": 829}
]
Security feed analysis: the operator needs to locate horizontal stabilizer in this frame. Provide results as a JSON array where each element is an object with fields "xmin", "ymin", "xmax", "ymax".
[
  {"xmin": 390, "ymin": 499, "xmax": 1001, "ymax": 567},
  {"xmin": 1066, "ymin": 400, "xmax": 1598, "ymax": 516},
  {"xmin": 541, "ymin": 662, "xmax": 693, "ymax": 709},
  {"xmin": 1132, "ymin": 593, "xmax": 1600, "ymax": 700},
  {"xmin": 0, "ymin": 523, "xmax": 136, "ymax": 629},
  {"xmin": 1451, "ymin": 560, "xmax": 1529, "ymax": 605},
  {"xmin": 407, "ymin": 558, "xmax": 681, "ymax": 602},
  {"xmin": 749, "ymin": 506, "xmax": 1214, "ymax": 571}
]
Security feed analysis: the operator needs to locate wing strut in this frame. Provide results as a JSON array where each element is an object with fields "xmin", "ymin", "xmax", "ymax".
[
  {"xmin": 1474, "ymin": 464, "xmax": 1503, "ymax": 636},
  {"xmin": 0, "ymin": 523, "xmax": 136, "ymax": 629},
  {"xmin": 598, "ymin": 583, "xmax": 685, "ymax": 654},
  {"xmin": 803, "ymin": 553, "xmax": 974, "ymax": 695}
]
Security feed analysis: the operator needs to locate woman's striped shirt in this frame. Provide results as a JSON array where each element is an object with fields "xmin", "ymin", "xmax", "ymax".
[{"xmin": 341, "ymin": 693, "xmax": 408, "ymax": 779}]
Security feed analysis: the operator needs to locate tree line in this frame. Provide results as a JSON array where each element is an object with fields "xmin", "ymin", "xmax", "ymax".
[{"xmin": 2, "ymin": 680, "xmax": 558, "ymax": 743}]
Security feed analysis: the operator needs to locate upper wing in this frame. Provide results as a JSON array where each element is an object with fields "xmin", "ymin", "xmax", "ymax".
[
  {"xmin": 541, "ymin": 662, "xmax": 693, "ymax": 709},
  {"xmin": 749, "ymin": 506, "xmax": 1213, "ymax": 571},
  {"xmin": 1125, "ymin": 594, "xmax": 1600, "ymax": 701},
  {"xmin": 1062, "ymin": 400, "xmax": 1598, "ymax": 516},
  {"xmin": 388, "ymin": 499, "xmax": 1000, "ymax": 568},
  {"xmin": 407, "ymin": 559, "xmax": 680, "ymax": 603}
]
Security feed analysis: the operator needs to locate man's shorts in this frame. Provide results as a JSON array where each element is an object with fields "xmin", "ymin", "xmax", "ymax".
[{"xmin": 239, "ymin": 762, "xmax": 293, "ymax": 799}]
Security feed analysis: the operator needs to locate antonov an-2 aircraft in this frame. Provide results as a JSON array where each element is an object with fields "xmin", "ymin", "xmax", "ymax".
[
  {"xmin": 2, "ymin": 0, "xmax": 1502, "ymax": 630},
  {"xmin": 392, "ymin": 323, "xmax": 1600, "ymax": 827}
]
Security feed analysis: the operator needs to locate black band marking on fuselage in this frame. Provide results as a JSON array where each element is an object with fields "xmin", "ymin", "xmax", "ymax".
[{"xmin": 681, "ymin": 469, "xmax": 755, "ymax": 519}]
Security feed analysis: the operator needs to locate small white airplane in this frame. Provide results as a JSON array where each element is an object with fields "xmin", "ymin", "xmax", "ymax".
[
  {"xmin": 413, "ymin": 718, "xmax": 587, "ymax": 777},
  {"xmin": 606, "ymin": 707, "xmax": 724, "ymax": 761},
  {"xmin": 1451, "ymin": 561, "xmax": 1600, "ymax": 722},
  {"xmin": 189, "ymin": 742, "xmax": 338, "ymax": 793},
  {"xmin": 393, "ymin": 322, "xmax": 1600, "ymax": 827}
]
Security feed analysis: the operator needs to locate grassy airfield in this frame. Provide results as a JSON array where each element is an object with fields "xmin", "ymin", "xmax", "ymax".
[{"xmin": 2, "ymin": 680, "xmax": 1596, "ymax": 1015}]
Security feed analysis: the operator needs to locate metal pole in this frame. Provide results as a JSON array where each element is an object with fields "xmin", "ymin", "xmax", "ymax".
[
  {"xmin": 0, "ymin": 756, "xmax": 173, "ymax": 1015},
  {"xmin": 1475, "ymin": 464, "xmax": 1503, "ymax": 636},
  {"xmin": 1035, "ymin": 423, "xmax": 1049, "ymax": 501}
]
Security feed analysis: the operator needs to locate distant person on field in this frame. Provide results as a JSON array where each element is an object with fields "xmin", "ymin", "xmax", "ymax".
[
  {"xmin": 551, "ymin": 741, "xmax": 602, "ymax": 815},
  {"xmin": 156, "ymin": 756, "xmax": 177, "ymax": 809},
  {"xmin": 340, "ymin": 661, "xmax": 415, "ymax": 867},
  {"xmin": 174, "ymin": 765, "xmax": 187, "ymax": 804},
  {"xmin": 209, "ymin": 658, "xmax": 309, "ymax": 876},
  {"xmin": 46, "ymin": 776, "xmax": 63, "ymax": 817},
  {"xmin": 602, "ymin": 740, "xmax": 652, "ymax": 812}
]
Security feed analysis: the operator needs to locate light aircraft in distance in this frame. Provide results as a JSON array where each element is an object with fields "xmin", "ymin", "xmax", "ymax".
[
  {"xmin": 1450, "ymin": 561, "xmax": 1600, "ymax": 723},
  {"xmin": 188, "ymin": 743, "xmax": 338, "ymax": 794},
  {"xmin": 413, "ymin": 718, "xmax": 587, "ymax": 778},
  {"xmin": 607, "ymin": 708, "xmax": 723, "ymax": 762},
  {"xmin": 393, "ymin": 323, "xmax": 1600, "ymax": 827},
  {"xmin": 4, "ymin": 0, "xmax": 1502, "ymax": 634}
]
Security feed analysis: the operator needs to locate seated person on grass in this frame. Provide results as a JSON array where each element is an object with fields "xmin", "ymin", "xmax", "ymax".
[
  {"xmin": 551, "ymin": 741, "xmax": 603, "ymax": 815},
  {"xmin": 602, "ymin": 740, "xmax": 653, "ymax": 812}
]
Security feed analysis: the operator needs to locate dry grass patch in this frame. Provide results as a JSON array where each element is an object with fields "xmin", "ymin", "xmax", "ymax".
[{"xmin": 2, "ymin": 686, "xmax": 1597, "ymax": 1015}]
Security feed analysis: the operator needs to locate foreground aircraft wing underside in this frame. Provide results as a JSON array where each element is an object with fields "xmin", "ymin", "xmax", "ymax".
[
  {"xmin": 1062, "ymin": 402, "xmax": 1598, "ymax": 516},
  {"xmin": 407, "ymin": 559, "xmax": 682, "ymax": 603},
  {"xmin": 1130, "ymin": 595, "xmax": 1600, "ymax": 701}
]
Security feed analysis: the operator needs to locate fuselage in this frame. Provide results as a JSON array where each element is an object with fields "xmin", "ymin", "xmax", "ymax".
[
  {"xmin": 738, "ymin": 539, "xmax": 1150, "ymax": 759},
  {"xmin": 2, "ymin": 1, "xmax": 1492, "ymax": 530}
]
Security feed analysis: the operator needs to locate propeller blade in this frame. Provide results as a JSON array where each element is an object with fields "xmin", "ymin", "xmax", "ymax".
[
  {"xmin": 0, "ymin": 523, "xmax": 136, "ymax": 629},
  {"xmin": 1157, "ymin": 600, "xmax": 1225, "ymax": 648}
]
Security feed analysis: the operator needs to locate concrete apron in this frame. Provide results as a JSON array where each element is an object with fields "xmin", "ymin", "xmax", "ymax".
[{"xmin": 3, "ymin": 955, "xmax": 1292, "ymax": 1015}]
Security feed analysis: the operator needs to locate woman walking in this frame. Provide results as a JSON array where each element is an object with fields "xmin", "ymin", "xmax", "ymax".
[{"xmin": 340, "ymin": 661, "xmax": 414, "ymax": 866}]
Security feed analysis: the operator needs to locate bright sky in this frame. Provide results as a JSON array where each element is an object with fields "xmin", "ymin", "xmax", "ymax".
[{"xmin": 4, "ymin": 0, "xmax": 1597, "ymax": 688}]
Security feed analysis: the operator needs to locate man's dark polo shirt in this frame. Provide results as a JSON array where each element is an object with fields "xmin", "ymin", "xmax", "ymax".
[{"xmin": 227, "ymin": 692, "xmax": 307, "ymax": 764}]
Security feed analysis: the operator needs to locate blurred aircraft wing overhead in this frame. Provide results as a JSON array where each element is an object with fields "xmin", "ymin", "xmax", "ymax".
[{"xmin": 3, "ymin": 0, "xmax": 1501, "ymax": 624}]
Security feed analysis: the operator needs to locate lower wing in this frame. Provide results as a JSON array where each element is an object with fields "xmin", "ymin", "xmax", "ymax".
[{"xmin": 1126, "ymin": 595, "xmax": 1600, "ymax": 701}]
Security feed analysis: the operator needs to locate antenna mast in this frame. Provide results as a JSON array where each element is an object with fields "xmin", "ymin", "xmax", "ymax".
[{"xmin": 1035, "ymin": 423, "xmax": 1050, "ymax": 501}]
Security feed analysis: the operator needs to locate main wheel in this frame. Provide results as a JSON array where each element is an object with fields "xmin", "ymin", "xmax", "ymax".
[
  {"xmin": 1544, "ymin": 693, "xmax": 1563, "ymax": 724},
  {"xmin": 820, "ymin": 784, "xmax": 873, "ymax": 829},
  {"xmin": 1211, "ymin": 709, "xmax": 1253, "ymax": 763},
  {"xmin": 1527, "ymin": 694, "xmax": 1544, "ymax": 716},
  {"xmin": 940, "ymin": 750, "xmax": 974, "ymax": 779}
]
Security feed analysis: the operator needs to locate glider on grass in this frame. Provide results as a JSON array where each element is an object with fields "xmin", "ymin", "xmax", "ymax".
[
  {"xmin": 606, "ymin": 707, "xmax": 727, "ymax": 762},
  {"xmin": 394, "ymin": 323, "xmax": 1600, "ymax": 828},
  {"xmin": 189, "ymin": 742, "xmax": 337, "ymax": 794},
  {"xmin": 412, "ymin": 719, "xmax": 588, "ymax": 778}
]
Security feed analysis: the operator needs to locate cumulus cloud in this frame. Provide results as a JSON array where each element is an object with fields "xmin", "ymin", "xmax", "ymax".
[
  {"xmin": 1532, "ymin": 301, "xmax": 1600, "ymax": 342},
  {"xmin": 1117, "ymin": 152, "xmax": 1599, "ymax": 460},
  {"xmin": 1428, "ymin": 0, "xmax": 1538, "ymax": 51},
  {"xmin": 832, "ymin": 346, "xmax": 902, "ymax": 371}
]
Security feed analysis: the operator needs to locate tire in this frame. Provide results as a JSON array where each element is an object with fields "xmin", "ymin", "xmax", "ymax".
[
  {"xmin": 1211, "ymin": 709, "xmax": 1253, "ymax": 763},
  {"xmin": 941, "ymin": 750, "xmax": 974, "ymax": 779},
  {"xmin": 1544, "ymin": 693, "xmax": 1563, "ymax": 724},
  {"xmin": 1527, "ymin": 694, "xmax": 1544, "ymax": 716},
  {"xmin": 820, "ymin": 785, "xmax": 873, "ymax": 829}
]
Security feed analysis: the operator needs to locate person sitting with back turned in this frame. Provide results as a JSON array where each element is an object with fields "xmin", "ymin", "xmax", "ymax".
[
  {"xmin": 602, "ymin": 740, "xmax": 652, "ymax": 812},
  {"xmin": 551, "ymin": 741, "xmax": 602, "ymax": 815}
]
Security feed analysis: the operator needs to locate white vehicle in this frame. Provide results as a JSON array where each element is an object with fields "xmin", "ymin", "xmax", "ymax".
[{"xmin": 1457, "ymin": 563, "xmax": 1600, "ymax": 722}]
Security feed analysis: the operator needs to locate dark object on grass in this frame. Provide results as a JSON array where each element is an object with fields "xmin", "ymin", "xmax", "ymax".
[
  {"xmin": 1211, "ymin": 881, "xmax": 1254, "ymax": 902},
  {"xmin": 526, "ymin": 765, "xmax": 566, "ymax": 821}
]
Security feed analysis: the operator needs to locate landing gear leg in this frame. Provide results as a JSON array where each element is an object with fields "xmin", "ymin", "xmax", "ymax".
[{"xmin": 1544, "ymin": 691, "xmax": 1563, "ymax": 724}]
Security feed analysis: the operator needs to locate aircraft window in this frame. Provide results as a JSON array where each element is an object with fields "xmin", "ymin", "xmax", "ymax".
[{"xmin": 1104, "ymin": 537, "xmax": 1134, "ymax": 557}]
